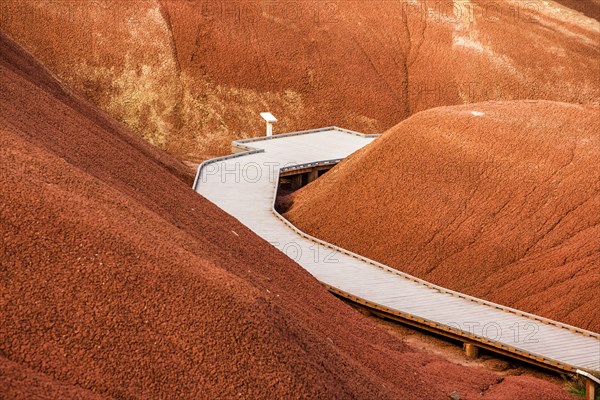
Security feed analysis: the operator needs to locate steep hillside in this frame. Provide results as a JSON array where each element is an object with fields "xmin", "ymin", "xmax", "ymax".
[
  {"xmin": 0, "ymin": 32, "xmax": 577, "ymax": 399},
  {"xmin": 0, "ymin": 0, "xmax": 598, "ymax": 160},
  {"xmin": 286, "ymin": 101, "xmax": 600, "ymax": 333}
]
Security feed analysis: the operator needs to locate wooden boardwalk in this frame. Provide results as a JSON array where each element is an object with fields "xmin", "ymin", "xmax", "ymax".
[{"xmin": 194, "ymin": 127, "xmax": 600, "ymax": 377}]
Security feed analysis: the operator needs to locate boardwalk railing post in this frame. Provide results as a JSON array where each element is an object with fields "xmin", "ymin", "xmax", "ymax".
[
  {"xmin": 576, "ymin": 370, "xmax": 600, "ymax": 400},
  {"xmin": 585, "ymin": 378, "xmax": 596, "ymax": 400}
]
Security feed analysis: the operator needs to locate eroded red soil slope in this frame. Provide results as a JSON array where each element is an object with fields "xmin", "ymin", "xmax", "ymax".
[
  {"xmin": 286, "ymin": 101, "xmax": 600, "ymax": 333},
  {"xmin": 0, "ymin": 0, "xmax": 598, "ymax": 159},
  {"xmin": 0, "ymin": 33, "xmax": 577, "ymax": 399}
]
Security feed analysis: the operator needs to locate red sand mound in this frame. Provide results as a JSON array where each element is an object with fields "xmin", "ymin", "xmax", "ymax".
[
  {"xmin": 0, "ymin": 0, "xmax": 598, "ymax": 159},
  {"xmin": 0, "ymin": 356, "xmax": 102, "ymax": 400},
  {"xmin": 286, "ymin": 101, "xmax": 600, "ymax": 333},
  {"xmin": 0, "ymin": 32, "xmax": 576, "ymax": 399}
]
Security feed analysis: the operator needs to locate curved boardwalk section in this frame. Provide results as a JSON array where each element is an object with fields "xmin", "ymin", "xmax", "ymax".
[{"xmin": 195, "ymin": 127, "xmax": 600, "ymax": 376}]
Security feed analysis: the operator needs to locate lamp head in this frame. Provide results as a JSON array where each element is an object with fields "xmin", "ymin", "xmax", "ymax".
[{"xmin": 260, "ymin": 112, "xmax": 278, "ymax": 123}]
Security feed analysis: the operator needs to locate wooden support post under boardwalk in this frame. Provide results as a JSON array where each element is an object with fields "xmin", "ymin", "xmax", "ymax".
[
  {"xmin": 290, "ymin": 174, "xmax": 303, "ymax": 190},
  {"xmin": 464, "ymin": 343, "xmax": 479, "ymax": 359},
  {"xmin": 307, "ymin": 169, "xmax": 318, "ymax": 183}
]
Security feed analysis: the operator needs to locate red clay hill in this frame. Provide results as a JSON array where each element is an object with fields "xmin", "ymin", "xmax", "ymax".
[
  {"xmin": 285, "ymin": 101, "xmax": 600, "ymax": 333},
  {"xmin": 0, "ymin": 0, "xmax": 598, "ymax": 160},
  {"xmin": 0, "ymin": 32, "xmax": 578, "ymax": 399}
]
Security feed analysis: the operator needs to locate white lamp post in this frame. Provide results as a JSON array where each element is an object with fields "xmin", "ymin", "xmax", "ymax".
[{"xmin": 260, "ymin": 112, "xmax": 277, "ymax": 137}]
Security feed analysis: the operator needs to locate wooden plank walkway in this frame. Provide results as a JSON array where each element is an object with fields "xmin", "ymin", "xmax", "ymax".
[{"xmin": 194, "ymin": 127, "xmax": 600, "ymax": 376}]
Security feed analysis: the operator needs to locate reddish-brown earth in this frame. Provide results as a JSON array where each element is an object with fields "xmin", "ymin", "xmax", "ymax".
[
  {"xmin": 286, "ymin": 101, "xmax": 600, "ymax": 333},
  {"xmin": 554, "ymin": 0, "xmax": 600, "ymax": 20},
  {"xmin": 0, "ymin": 356, "xmax": 102, "ymax": 400},
  {"xmin": 0, "ymin": 32, "xmax": 579, "ymax": 399},
  {"xmin": 0, "ymin": 0, "xmax": 598, "ymax": 160}
]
